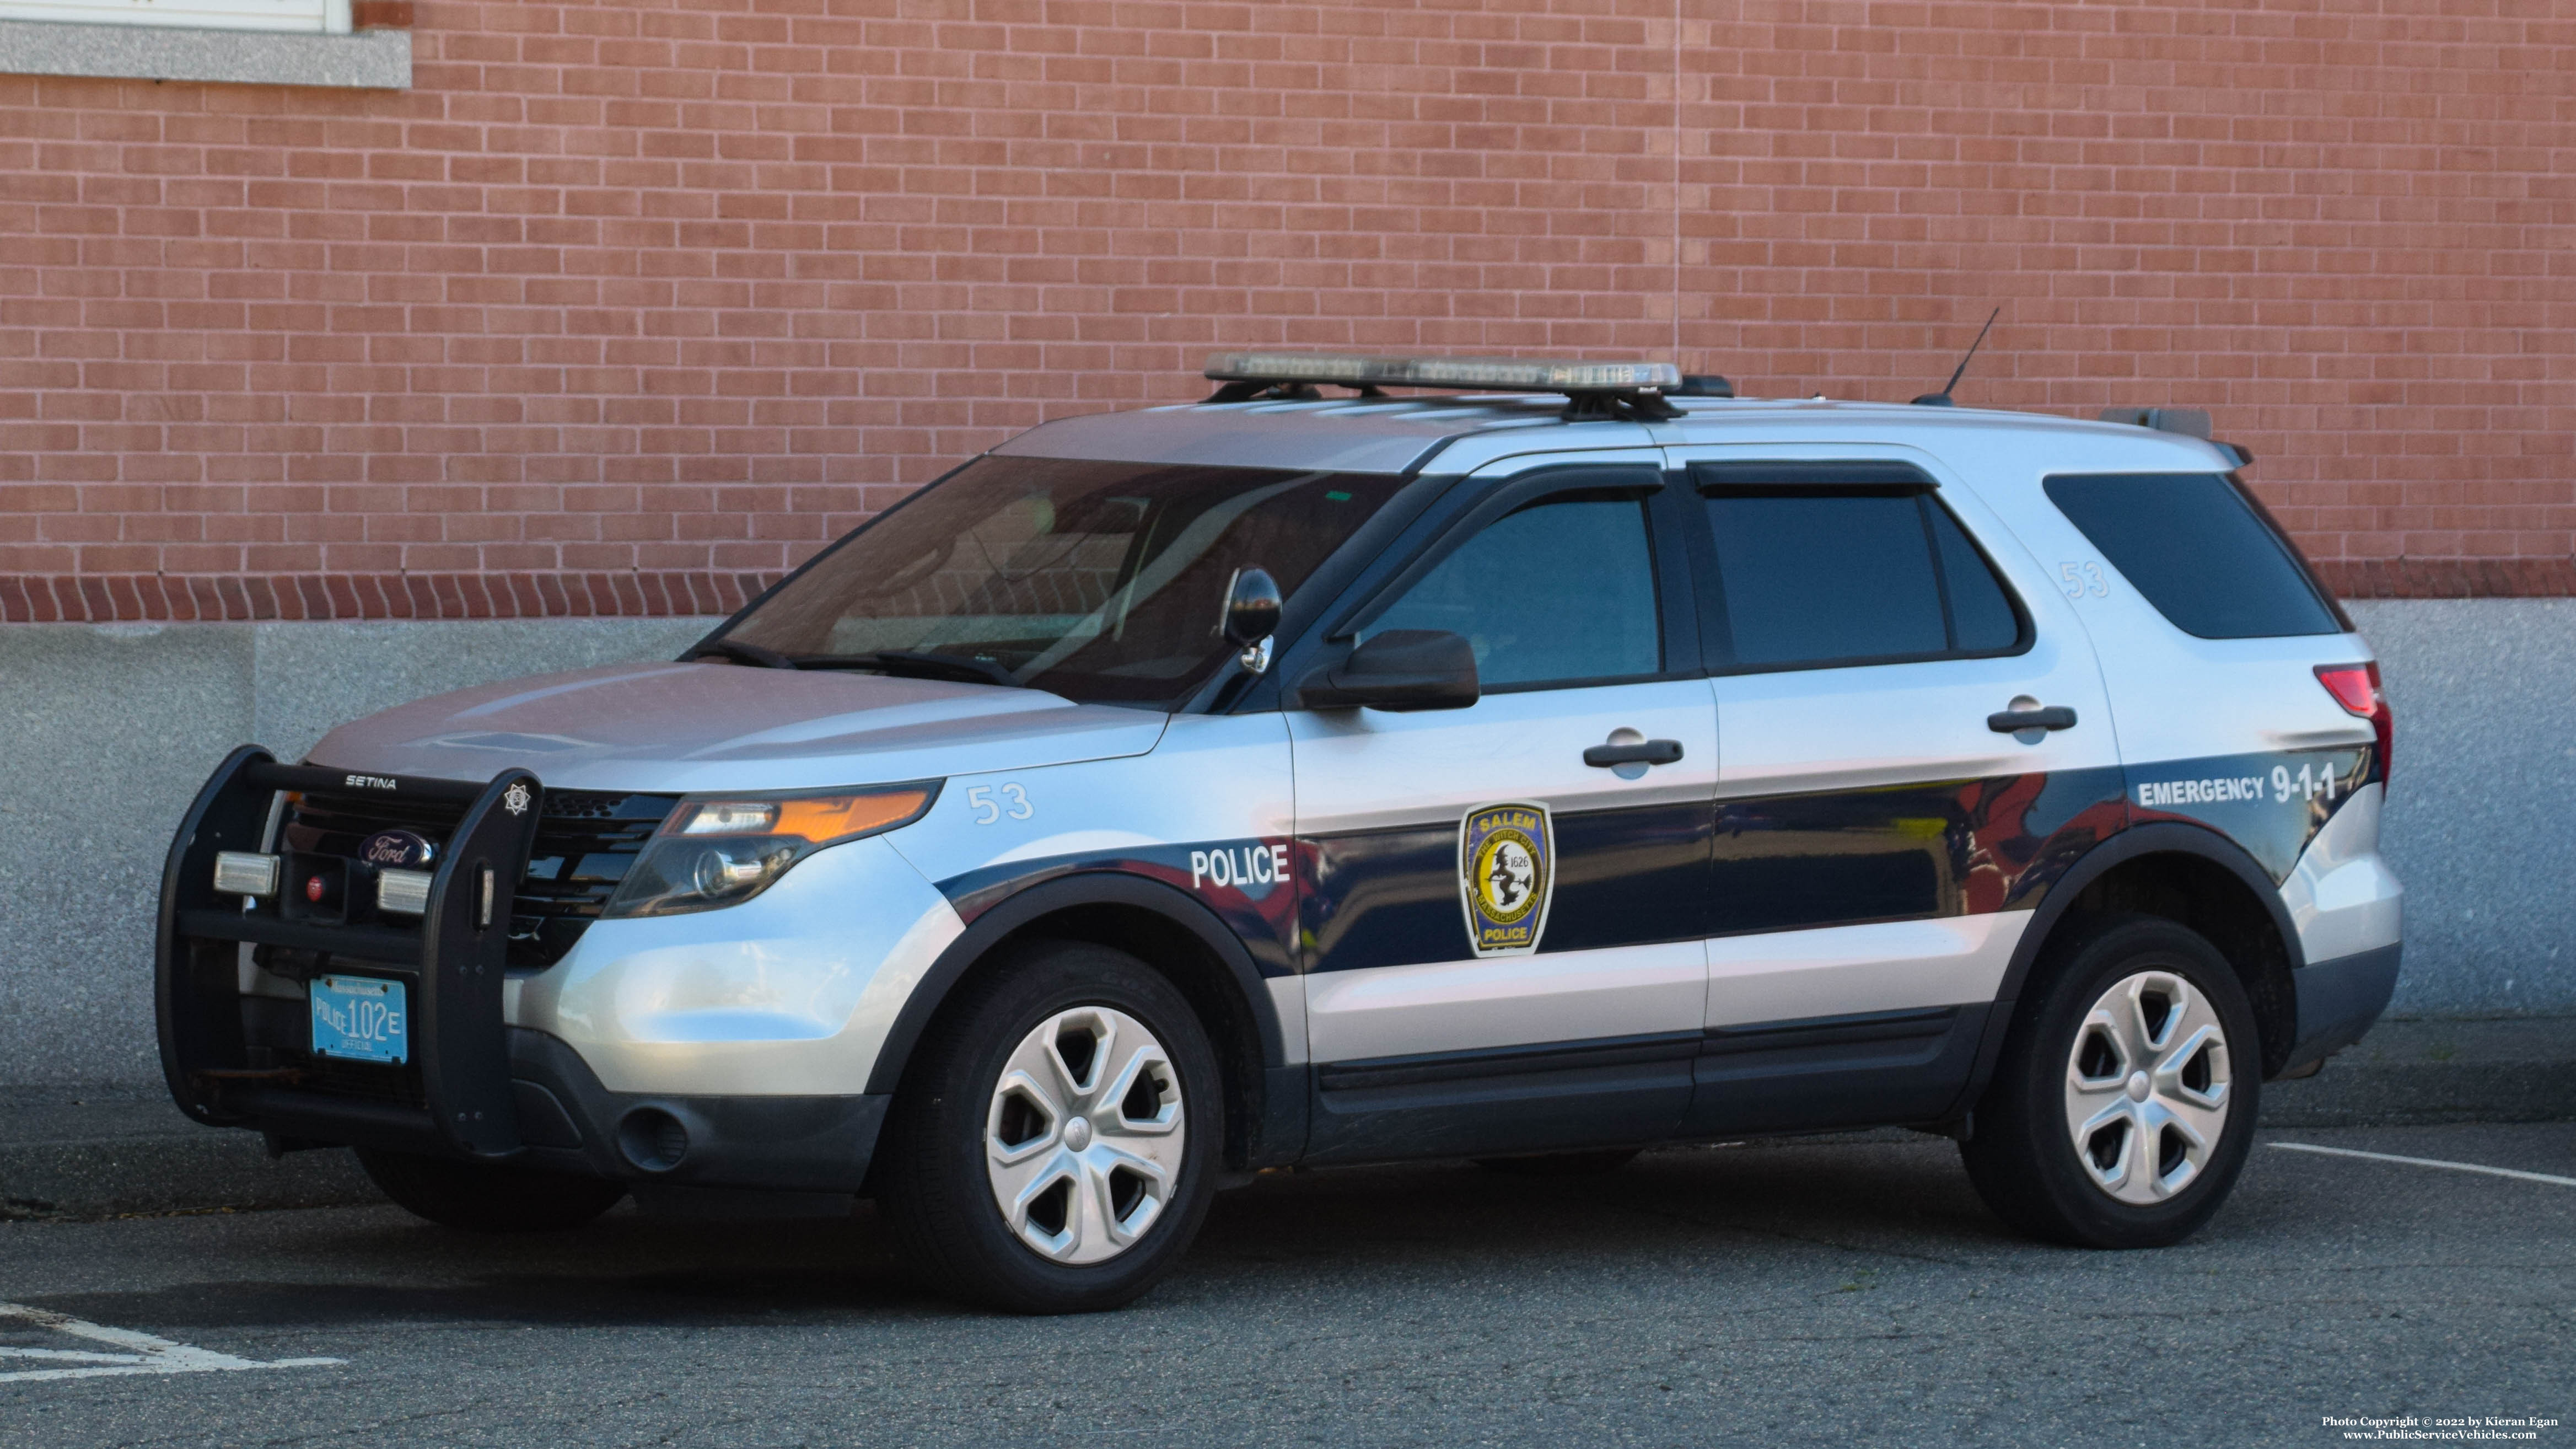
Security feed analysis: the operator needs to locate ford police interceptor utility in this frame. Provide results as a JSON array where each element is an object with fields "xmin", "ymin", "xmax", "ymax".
[{"xmin": 157, "ymin": 354, "xmax": 2401, "ymax": 1313}]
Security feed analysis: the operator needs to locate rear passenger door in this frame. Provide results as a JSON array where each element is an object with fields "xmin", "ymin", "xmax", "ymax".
[
  {"xmin": 1288, "ymin": 457, "xmax": 1717, "ymax": 1161},
  {"xmin": 1664, "ymin": 450, "xmax": 2125, "ymax": 1135}
]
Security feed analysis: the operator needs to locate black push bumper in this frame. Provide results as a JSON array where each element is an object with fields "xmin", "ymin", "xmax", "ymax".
[
  {"xmin": 2282, "ymin": 942, "xmax": 2402, "ymax": 1076},
  {"xmin": 159, "ymin": 746, "xmax": 540, "ymax": 1159},
  {"xmin": 156, "ymin": 746, "xmax": 888, "ymax": 1194}
]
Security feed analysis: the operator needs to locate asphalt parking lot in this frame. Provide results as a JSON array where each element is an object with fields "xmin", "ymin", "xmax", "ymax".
[{"xmin": 2, "ymin": 1123, "xmax": 2567, "ymax": 1449}]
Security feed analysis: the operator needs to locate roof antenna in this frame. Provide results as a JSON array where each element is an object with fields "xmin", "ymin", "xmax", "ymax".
[{"xmin": 1912, "ymin": 307, "xmax": 2000, "ymax": 407}]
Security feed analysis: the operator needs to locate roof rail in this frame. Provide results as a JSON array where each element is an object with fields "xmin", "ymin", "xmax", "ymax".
[{"xmin": 1203, "ymin": 352, "xmax": 1687, "ymax": 421}]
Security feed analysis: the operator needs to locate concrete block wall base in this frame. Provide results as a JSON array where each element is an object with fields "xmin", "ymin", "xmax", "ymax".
[
  {"xmin": 0, "ymin": 617, "xmax": 718, "ymax": 1090},
  {"xmin": 2258, "ymin": 1018, "xmax": 2576, "ymax": 1128},
  {"xmin": 0, "ymin": 1092, "xmax": 374, "ymax": 1221}
]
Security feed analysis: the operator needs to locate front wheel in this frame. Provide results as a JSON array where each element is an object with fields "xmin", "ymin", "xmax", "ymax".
[
  {"xmin": 875, "ymin": 940, "xmax": 1223, "ymax": 1313},
  {"xmin": 1960, "ymin": 915, "xmax": 2261, "ymax": 1249},
  {"xmin": 356, "ymin": 1149, "xmax": 626, "ymax": 1232}
]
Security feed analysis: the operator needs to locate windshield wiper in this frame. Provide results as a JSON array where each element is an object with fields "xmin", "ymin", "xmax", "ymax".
[
  {"xmin": 686, "ymin": 638, "xmax": 796, "ymax": 669},
  {"xmin": 803, "ymin": 650, "xmax": 1026, "ymax": 689}
]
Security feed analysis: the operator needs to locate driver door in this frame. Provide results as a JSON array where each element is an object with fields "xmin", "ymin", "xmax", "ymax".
[{"xmin": 1289, "ymin": 457, "xmax": 1718, "ymax": 1161}]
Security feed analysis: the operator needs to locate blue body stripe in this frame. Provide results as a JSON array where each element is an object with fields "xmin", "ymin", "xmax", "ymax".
[{"xmin": 929, "ymin": 748, "xmax": 2369, "ymax": 980}]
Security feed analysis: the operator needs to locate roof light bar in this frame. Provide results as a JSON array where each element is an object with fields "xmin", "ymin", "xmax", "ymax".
[
  {"xmin": 1202, "ymin": 352, "xmax": 1691, "ymax": 420},
  {"xmin": 1204, "ymin": 352, "xmax": 1682, "ymax": 395}
]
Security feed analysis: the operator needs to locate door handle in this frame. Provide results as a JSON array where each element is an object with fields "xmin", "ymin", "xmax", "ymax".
[
  {"xmin": 1584, "ymin": 739, "xmax": 1685, "ymax": 767},
  {"xmin": 1987, "ymin": 705, "xmax": 2078, "ymax": 733}
]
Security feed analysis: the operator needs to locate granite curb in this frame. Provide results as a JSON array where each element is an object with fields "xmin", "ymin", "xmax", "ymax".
[{"xmin": 3, "ymin": 1019, "xmax": 2566, "ymax": 1221}]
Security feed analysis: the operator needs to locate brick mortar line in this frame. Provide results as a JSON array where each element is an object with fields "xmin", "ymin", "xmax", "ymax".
[
  {"xmin": 0, "ymin": 561, "xmax": 2567, "ymax": 623},
  {"xmin": 0, "ymin": 572, "xmax": 780, "ymax": 622}
]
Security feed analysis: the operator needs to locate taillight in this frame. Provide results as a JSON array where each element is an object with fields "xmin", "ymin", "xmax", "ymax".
[{"xmin": 2315, "ymin": 663, "xmax": 2392, "ymax": 785}]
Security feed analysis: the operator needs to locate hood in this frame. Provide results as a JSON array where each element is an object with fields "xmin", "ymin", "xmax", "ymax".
[{"xmin": 304, "ymin": 662, "xmax": 1169, "ymax": 795}]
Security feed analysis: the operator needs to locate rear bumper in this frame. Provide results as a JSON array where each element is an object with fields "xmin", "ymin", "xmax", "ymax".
[{"xmin": 2282, "ymin": 942, "xmax": 2401, "ymax": 1076}]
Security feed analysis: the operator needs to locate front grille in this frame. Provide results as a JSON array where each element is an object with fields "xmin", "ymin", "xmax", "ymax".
[
  {"xmin": 278, "ymin": 785, "xmax": 676, "ymax": 968},
  {"xmin": 511, "ymin": 790, "xmax": 673, "ymax": 965}
]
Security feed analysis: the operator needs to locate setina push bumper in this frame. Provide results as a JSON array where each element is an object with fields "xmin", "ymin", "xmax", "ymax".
[
  {"xmin": 154, "ymin": 747, "xmax": 888, "ymax": 1206},
  {"xmin": 159, "ymin": 747, "xmax": 536, "ymax": 1159}
]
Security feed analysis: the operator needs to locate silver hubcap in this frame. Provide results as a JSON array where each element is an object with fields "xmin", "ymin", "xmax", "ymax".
[
  {"xmin": 2063, "ymin": 970, "xmax": 2232, "ymax": 1204},
  {"xmin": 984, "ymin": 1006, "xmax": 1186, "ymax": 1264}
]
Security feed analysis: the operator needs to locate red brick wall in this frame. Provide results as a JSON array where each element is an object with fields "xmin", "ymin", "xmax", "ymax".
[{"xmin": 4, "ymin": 0, "xmax": 2572, "ymax": 620}]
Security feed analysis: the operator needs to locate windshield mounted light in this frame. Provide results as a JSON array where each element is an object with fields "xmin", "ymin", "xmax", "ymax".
[
  {"xmin": 604, "ymin": 782, "xmax": 941, "ymax": 919},
  {"xmin": 1204, "ymin": 352, "xmax": 1682, "ymax": 395}
]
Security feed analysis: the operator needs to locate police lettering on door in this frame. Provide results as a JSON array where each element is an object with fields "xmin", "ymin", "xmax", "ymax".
[{"xmin": 1191, "ymin": 843, "xmax": 1290, "ymax": 890}]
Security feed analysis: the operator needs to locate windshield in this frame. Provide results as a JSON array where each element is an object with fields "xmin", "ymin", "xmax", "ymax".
[{"xmin": 717, "ymin": 456, "xmax": 1407, "ymax": 706}]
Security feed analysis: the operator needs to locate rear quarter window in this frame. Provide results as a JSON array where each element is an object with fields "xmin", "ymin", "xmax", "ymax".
[{"xmin": 2042, "ymin": 473, "xmax": 2347, "ymax": 639}]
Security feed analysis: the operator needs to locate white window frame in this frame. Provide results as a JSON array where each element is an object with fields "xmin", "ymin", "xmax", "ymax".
[
  {"xmin": 0, "ymin": 0, "xmax": 404, "ymax": 88},
  {"xmin": 0, "ymin": 0, "xmax": 349, "ymax": 35}
]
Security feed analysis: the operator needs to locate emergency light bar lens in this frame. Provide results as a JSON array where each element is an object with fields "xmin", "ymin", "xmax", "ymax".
[
  {"xmin": 377, "ymin": 868, "xmax": 433, "ymax": 916},
  {"xmin": 212, "ymin": 850, "xmax": 281, "ymax": 898},
  {"xmin": 1204, "ymin": 352, "xmax": 1682, "ymax": 394}
]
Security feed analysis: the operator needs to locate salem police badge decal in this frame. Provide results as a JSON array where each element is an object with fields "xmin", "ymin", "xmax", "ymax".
[{"xmin": 1459, "ymin": 802, "xmax": 1553, "ymax": 957}]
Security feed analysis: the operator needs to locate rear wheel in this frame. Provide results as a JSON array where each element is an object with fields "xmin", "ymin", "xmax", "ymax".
[
  {"xmin": 1960, "ymin": 915, "xmax": 2260, "ymax": 1248},
  {"xmin": 875, "ymin": 940, "xmax": 1223, "ymax": 1313},
  {"xmin": 356, "ymin": 1149, "xmax": 626, "ymax": 1233}
]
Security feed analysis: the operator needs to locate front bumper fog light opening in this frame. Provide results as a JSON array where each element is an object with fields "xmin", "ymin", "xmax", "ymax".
[{"xmin": 616, "ymin": 1108, "xmax": 690, "ymax": 1173}]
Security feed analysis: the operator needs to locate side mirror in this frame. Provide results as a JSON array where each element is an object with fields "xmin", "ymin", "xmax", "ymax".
[
  {"xmin": 1222, "ymin": 566, "xmax": 1283, "ymax": 648},
  {"xmin": 1292, "ymin": 629, "xmax": 1480, "ymax": 712}
]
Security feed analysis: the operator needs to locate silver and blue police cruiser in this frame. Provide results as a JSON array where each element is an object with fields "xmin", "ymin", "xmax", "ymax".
[{"xmin": 158, "ymin": 353, "xmax": 2401, "ymax": 1313}]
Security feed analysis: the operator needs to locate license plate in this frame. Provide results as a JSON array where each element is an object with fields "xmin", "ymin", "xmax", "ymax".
[{"xmin": 310, "ymin": 974, "xmax": 408, "ymax": 1064}]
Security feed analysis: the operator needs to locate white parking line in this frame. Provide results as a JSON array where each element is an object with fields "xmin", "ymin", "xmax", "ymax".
[
  {"xmin": 0, "ymin": 1303, "xmax": 342, "ymax": 1384},
  {"xmin": 2270, "ymin": 1141, "xmax": 2576, "ymax": 1188}
]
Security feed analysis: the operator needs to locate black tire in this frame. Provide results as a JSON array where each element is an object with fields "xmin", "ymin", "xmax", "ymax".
[
  {"xmin": 1473, "ymin": 1149, "xmax": 1642, "ymax": 1177},
  {"xmin": 355, "ymin": 1148, "xmax": 626, "ymax": 1233},
  {"xmin": 1960, "ymin": 914, "xmax": 2262, "ymax": 1249},
  {"xmin": 875, "ymin": 940, "xmax": 1224, "ymax": 1314}
]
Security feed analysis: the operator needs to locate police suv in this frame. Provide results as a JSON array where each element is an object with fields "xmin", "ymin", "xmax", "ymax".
[{"xmin": 157, "ymin": 354, "xmax": 2402, "ymax": 1313}]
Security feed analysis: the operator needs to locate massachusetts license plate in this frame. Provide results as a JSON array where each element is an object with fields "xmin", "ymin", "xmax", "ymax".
[{"xmin": 310, "ymin": 974, "xmax": 408, "ymax": 1064}]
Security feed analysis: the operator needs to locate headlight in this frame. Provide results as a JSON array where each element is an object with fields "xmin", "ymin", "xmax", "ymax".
[{"xmin": 603, "ymin": 782, "xmax": 940, "ymax": 918}]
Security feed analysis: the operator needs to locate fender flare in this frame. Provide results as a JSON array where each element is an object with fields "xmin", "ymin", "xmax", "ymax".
[
  {"xmin": 1959, "ymin": 822, "xmax": 2301, "ymax": 1112},
  {"xmin": 862, "ymin": 870, "xmax": 1291, "ymax": 1098}
]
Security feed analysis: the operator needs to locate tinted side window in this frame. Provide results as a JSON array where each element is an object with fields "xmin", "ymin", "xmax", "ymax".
[
  {"xmin": 1702, "ymin": 491, "xmax": 2025, "ymax": 670},
  {"xmin": 1708, "ymin": 493, "xmax": 1943, "ymax": 666},
  {"xmin": 1929, "ymin": 504, "xmax": 2020, "ymax": 652},
  {"xmin": 2043, "ymin": 473, "xmax": 2341, "ymax": 639},
  {"xmin": 1366, "ymin": 497, "xmax": 1660, "ymax": 688}
]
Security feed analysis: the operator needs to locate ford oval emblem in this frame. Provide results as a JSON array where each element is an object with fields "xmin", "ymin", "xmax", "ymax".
[{"xmin": 358, "ymin": 829, "xmax": 435, "ymax": 869}]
